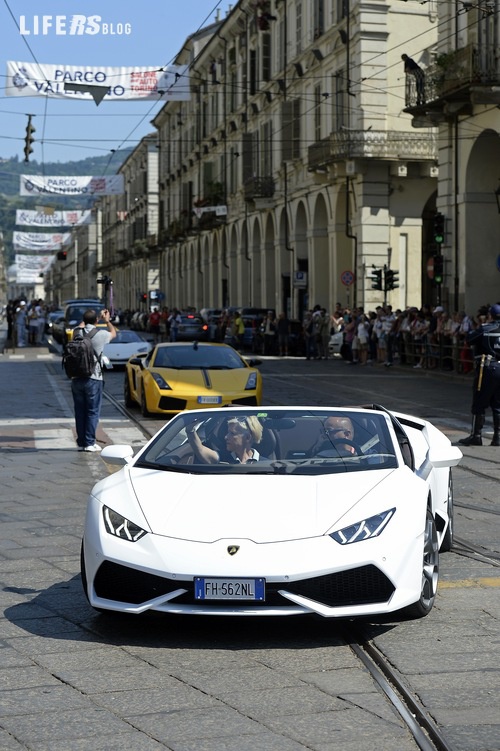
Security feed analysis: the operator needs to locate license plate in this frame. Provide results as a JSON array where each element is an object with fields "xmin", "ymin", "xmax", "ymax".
[
  {"xmin": 194, "ymin": 578, "xmax": 265, "ymax": 601},
  {"xmin": 197, "ymin": 395, "xmax": 222, "ymax": 404}
]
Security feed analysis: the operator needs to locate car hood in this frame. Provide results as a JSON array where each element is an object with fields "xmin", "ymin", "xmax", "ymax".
[
  {"xmin": 123, "ymin": 468, "xmax": 397, "ymax": 542},
  {"xmin": 153, "ymin": 367, "xmax": 253, "ymax": 390}
]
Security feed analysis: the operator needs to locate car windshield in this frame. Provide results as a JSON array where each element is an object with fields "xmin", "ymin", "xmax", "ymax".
[
  {"xmin": 151, "ymin": 345, "xmax": 244, "ymax": 370},
  {"xmin": 66, "ymin": 306, "xmax": 97, "ymax": 324},
  {"xmin": 134, "ymin": 408, "xmax": 399, "ymax": 475}
]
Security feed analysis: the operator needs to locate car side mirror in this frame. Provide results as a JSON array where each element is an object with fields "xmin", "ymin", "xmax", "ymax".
[
  {"xmin": 245, "ymin": 358, "xmax": 262, "ymax": 367},
  {"xmin": 101, "ymin": 445, "xmax": 135, "ymax": 473},
  {"xmin": 427, "ymin": 446, "xmax": 462, "ymax": 468}
]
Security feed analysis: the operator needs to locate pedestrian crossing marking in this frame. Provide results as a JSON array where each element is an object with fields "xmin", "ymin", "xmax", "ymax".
[
  {"xmin": 34, "ymin": 427, "xmax": 76, "ymax": 450},
  {"xmin": 31, "ymin": 424, "xmax": 145, "ymax": 451}
]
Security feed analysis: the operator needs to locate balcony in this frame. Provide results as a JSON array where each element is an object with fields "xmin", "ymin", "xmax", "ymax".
[
  {"xmin": 244, "ymin": 176, "xmax": 275, "ymax": 202},
  {"xmin": 404, "ymin": 44, "xmax": 500, "ymax": 114},
  {"xmin": 308, "ymin": 130, "xmax": 436, "ymax": 171},
  {"xmin": 194, "ymin": 210, "xmax": 227, "ymax": 232}
]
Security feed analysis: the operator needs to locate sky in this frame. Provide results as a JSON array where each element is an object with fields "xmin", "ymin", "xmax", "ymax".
[{"xmin": 0, "ymin": 0, "xmax": 229, "ymax": 165}]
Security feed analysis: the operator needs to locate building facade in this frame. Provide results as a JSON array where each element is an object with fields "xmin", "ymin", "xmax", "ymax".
[
  {"xmin": 151, "ymin": 0, "xmax": 439, "ymax": 318},
  {"xmin": 97, "ymin": 134, "xmax": 160, "ymax": 312},
  {"xmin": 404, "ymin": 0, "xmax": 500, "ymax": 314}
]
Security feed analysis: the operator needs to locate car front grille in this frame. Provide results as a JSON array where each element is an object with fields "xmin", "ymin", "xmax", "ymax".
[
  {"xmin": 279, "ymin": 565, "xmax": 394, "ymax": 607},
  {"xmin": 94, "ymin": 561, "xmax": 184, "ymax": 603},
  {"xmin": 158, "ymin": 396, "xmax": 187, "ymax": 411},
  {"xmin": 231, "ymin": 396, "xmax": 259, "ymax": 406},
  {"xmin": 93, "ymin": 562, "xmax": 394, "ymax": 609}
]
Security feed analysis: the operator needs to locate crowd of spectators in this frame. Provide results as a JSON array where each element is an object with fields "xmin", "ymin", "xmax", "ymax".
[
  {"xmin": 2, "ymin": 298, "xmax": 49, "ymax": 349},
  {"xmin": 3, "ymin": 298, "xmax": 488, "ymax": 377},
  {"xmin": 93, "ymin": 301, "xmax": 487, "ymax": 374},
  {"xmin": 307, "ymin": 301, "xmax": 484, "ymax": 374}
]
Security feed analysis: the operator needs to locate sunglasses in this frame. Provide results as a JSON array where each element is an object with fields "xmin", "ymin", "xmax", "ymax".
[{"xmin": 325, "ymin": 427, "xmax": 352, "ymax": 436}]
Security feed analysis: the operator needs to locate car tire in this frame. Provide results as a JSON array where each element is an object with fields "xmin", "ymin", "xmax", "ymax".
[
  {"xmin": 124, "ymin": 373, "xmax": 135, "ymax": 408},
  {"xmin": 400, "ymin": 509, "xmax": 439, "ymax": 619},
  {"xmin": 440, "ymin": 472, "xmax": 454, "ymax": 553},
  {"xmin": 140, "ymin": 386, "xmax": 151, "ymax": 417}
]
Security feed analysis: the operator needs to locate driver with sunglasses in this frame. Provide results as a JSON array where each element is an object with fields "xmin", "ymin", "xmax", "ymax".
[{"xmin": 317, "ymin": 416, "xmax": 356, "ymax": 456}]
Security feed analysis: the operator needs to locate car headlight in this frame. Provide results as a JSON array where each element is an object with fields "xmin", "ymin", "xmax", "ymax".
[
  {"xmin": 103, "ymin": 506, "xmax": 147, "ymax": 542},
  {"xmin": 151, "ymin": 372, "xmax": 171, "ymax": 389},
  {"xmin": 330, "ymin": 508, "xmax": 396, "ymax": 545},
  {"xmin": 245, "ymin": 371, "xmax": 258, "ymax": 390},
  {"xmin": 136, "ymin": 346, "xmax": 149, "ymax": 353}
]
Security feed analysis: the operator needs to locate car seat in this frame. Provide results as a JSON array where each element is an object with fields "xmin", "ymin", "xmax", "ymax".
[{"xmin": 258, "ymin": 427, "xmax": 278, "ymax": 460}]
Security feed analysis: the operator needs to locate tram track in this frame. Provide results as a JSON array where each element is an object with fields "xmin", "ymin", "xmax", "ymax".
[
  {"xmin": 455, "ymin": 500, "xmax": 500, "ymax": 516},
  {"xmin": 345, "ymin": 631, "xmax": 454, "ymax": 751},
  {"xmin": 452, "ymin": 537, "xmax": 500, "ymax": 566},
  {"xmin": 454, "ymin": 459, "xmax": 500, "ymax": 480},
  {"xmin": 103, "ymin": 389, "xmax": 155, "ymax": 440}
]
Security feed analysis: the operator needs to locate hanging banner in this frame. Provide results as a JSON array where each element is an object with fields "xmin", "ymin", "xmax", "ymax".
[
  {"xmin": 16, "ymin": 209, "xmax": 92, "ymax": 227},
  {"xmin": 193, "ymin": 205, "xmax": 228, "ymax": 218},
  {"xmin": 6, "ymin": 61, "xmax": 190, "ymax": 101},
  {"xmin": 20, "ymin": 174, "xmax": 124, "ymax": 196},
  {"xmin": 13, "ymin": 231, "xmax": 72, "ymax": 250},
  {"xmin": 15, "ymin": 254, "xmax": 55, "ymax": 283}
]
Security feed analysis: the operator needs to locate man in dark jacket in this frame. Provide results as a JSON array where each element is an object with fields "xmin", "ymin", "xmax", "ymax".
[{"xmin": 459, "ymin": 304, "xmax": 500, "ymax": 446}]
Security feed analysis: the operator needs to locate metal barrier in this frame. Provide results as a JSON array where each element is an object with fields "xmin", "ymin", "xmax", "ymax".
[{"xmin": 395, "ymin": 333, "xmax": 473, "ymax": 374}]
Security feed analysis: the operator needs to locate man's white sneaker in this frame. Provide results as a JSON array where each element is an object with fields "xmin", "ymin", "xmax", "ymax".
[{"xmin": 83, "ymin": 444, "xmax": 102, "ymax": 452}]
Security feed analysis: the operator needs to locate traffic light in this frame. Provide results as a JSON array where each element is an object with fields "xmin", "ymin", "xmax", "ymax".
[
  {"xmin": 433, "ymin": 213, "xmax": 445, "ymax": 245},
  {"xmin": 433, "ymin": 254, "xmax": 444, "ymax": 285},
  {"xmin": 23, "ymin": 115, "xmax": 36, "ymax": 162},
  {"xmin": 385, "ymin": 268, "xmax": 399, "ymax": 291},
  {"xmin": 369, "ymin": 266, "xmax": 383, "ymax": 291},
  {"xmin": 56, "ymin": 250, "xmax": 67, "ymax": 260}
]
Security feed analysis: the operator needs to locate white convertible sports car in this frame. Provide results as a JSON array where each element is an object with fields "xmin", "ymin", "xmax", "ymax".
[{"xmin": 81, "ymin": 405, "xmax": 462, "ymax": 620}]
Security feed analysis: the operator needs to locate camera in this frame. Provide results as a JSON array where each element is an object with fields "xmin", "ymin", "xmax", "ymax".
[{"xmin": 96, "ymin": 275, "xmax": 113, "ymax": 286}]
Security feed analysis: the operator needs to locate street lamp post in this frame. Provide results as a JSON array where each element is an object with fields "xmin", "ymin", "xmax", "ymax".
[{"xmin": 73, "ymin": 228, "xmax": 78, "ymax": 299}]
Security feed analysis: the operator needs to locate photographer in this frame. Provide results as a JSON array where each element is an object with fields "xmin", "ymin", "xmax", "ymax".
[{"xmin": 71, "ymin": 308, "xmax": 116, "ymax": 453}]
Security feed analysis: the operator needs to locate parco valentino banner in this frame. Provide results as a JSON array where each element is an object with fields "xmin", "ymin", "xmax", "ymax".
[
  {"xmin": 13, "ymin": 232, "xmax": 72, "ymax": 250},
  {"xmin": 15, "ymin": 254, "xmax": 55, "ymax": 283},
  {"xmin": 20, "ymin": 174, "xmax": 124, "ymax": 196},
  {"xmin": 6, "ymin": 61, "xmax": 191, "ymax": 101},
  {"xmin": 16, "ymin": 209, "xmax": 92, "ymax": 227}
]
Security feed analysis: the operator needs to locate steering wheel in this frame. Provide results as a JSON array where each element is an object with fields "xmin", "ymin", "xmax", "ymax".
[{"xmin": 327, "ymin": 438, "xmax": 363, "ymax": 456}]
